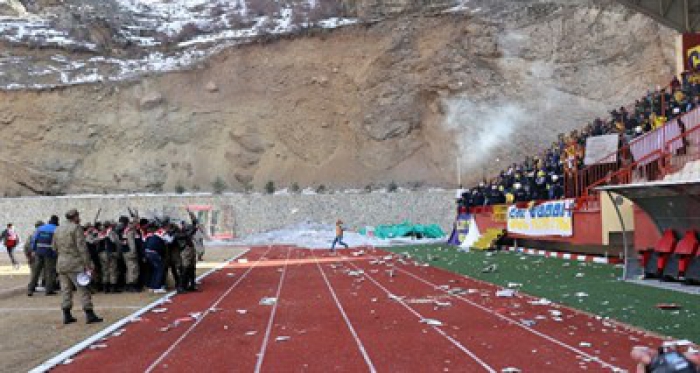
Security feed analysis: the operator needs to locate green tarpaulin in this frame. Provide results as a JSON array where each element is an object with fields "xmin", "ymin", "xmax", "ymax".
[{"xmin": 360, "ymin": 221, "xmax": 445, "ymax": 239}]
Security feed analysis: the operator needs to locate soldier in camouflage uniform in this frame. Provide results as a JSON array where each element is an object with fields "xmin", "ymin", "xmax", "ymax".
[
  {"xmin": 98, "ymin": 221, "xmax": 122, "ymax": 293},
  {"xmin": 178, "ymin": 210, "xmax": 200, "ymax": 292},
  {"xmin": 165, "ymin": 222, "xmax": 183, "ymax": 293},
  {"xmin": 23, "ymin": 221, "xmax": 43, "ymax": 292},
  {"xmin": 122, "ymin": 217, "xmax": 142, "ymax": 292},
  {"xmin": 53, "ymin": 209, "xmax": 102, "ymax": 324}
]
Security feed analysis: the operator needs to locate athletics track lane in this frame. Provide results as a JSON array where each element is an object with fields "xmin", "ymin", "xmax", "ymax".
[
  {"xmin": 310, "ymin": 249, "xmax": 496, "ymax": 372},
  {"xmin": 53, "ymin": 247, "xmax": 274, "ymax": 372},
  {"xmin": 353, "ymin": 248, "xmax": 665, "ymax": 372}
]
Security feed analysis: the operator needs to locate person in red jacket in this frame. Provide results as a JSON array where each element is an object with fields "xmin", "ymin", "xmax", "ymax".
[{"xmin": 1, "ymin": 223, "xmax": 20, "ymax": 269}]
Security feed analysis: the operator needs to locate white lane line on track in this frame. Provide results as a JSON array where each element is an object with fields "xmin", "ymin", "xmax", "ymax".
[
  {"xmin": 254, "ymin": 246, "xmax": 292, "ymax": 373},
  {"xmin": 387, "ymin": 252, "xmax": 625, "ymax": 372},
  {"xmin": 345, "ymin": 259, "xmax": 497, "ymax": 373},
  {"xmin": 313, "ymin": 252, "xmax": 378, "ymax": 373},
  {"xmin": 31, "ymin": 248, "xmax": 250, "ymax": 373},
  {"xmin": 145, "ymin": 247, "xmax": 273, "ymax": 373}
]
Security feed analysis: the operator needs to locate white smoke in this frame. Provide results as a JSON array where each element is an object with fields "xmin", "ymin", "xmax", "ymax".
[{"xmin": 443, "ymin": 97, "xmax": 526, "ymax": 176}]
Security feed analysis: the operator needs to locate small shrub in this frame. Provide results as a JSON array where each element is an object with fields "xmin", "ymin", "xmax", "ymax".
[
  {"xmin": 265, "ymin": 181, "xmax": 276, "ymax": 194},
  {"xmin": 290, "ymin": 182, "xmax": 301, "ymax": 193},
  {"xmin": 364, "ymin": 184, "xmax": 374, "ymax": 193},
  {"xmin": 175, "ymin": 182, "xmax": 186, "ymax": 194},
  {"xmin": 387, "ymin": 181, "xmax": 398, "ymax": 193},
  {"xmin": 212, "ymin": 177, "xmax": 227, "ymax": 194},
  {"xmin": 316, "ymin": 184, "xmax": 327, "ymax": 194}
]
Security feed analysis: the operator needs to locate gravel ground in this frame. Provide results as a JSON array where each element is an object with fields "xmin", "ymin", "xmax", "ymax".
[{"xmin": 0, "ymin": 245, "xmax": 248, "ymax": 373}]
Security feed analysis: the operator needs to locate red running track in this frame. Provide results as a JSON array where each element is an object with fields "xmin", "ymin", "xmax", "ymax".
[{"xmin": 52, "ymin": 246, "xmax": 664, "ymax": 372}]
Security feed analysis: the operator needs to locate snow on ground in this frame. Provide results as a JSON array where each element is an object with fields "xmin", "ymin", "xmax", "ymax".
[{"xmin": 228, "ymin": 222, "xmax": 444, "ymax": 249}]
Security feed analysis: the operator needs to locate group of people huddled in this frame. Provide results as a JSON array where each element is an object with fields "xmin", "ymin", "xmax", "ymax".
[
  {"xmin": 458, "ymin": 68, "xmax": 700, "ymax": 210},
  {"xmin": 21, "ymin": 207, "xmax": 205, "ymax": 324}
]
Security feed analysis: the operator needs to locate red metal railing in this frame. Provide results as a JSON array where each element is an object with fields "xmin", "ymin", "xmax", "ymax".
[
  {"xmin": 571, "ymin": 106, "xmax": 700, "ymax": 197},
  {"xmin": 661, "ymin": 122, "xmax": 700, "ymax": 175}
]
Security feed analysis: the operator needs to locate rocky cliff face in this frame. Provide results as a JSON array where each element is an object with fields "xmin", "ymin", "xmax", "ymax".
[{"xmin": 0, "ymin": 0, "xmax": 677, "ymax": 195}]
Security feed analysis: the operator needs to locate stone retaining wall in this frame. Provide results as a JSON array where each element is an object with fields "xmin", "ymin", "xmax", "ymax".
[{"xmin": 0, "ymin": 191, "xmax": 455, "ymax": 240}]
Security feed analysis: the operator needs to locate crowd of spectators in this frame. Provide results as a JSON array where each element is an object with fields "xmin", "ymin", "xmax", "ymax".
[{"xmin": 457, "ymin": 67, "xmax": 700, "ymax": 210}]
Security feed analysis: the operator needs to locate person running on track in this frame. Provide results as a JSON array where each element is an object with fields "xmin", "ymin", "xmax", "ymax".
[{"xmin": 331, "ymin": 220, "xmax": 349, "ymax": 253}]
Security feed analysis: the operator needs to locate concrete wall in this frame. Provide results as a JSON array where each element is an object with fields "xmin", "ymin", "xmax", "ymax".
[{"xmin": 0, "ymin": 191, "xmax": 455, "ymax": 240}]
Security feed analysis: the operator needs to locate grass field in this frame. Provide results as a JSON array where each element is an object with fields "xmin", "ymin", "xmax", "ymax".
[{"xmin": 385, "ymin": 244, "xmax": 700, "ymax": 342}]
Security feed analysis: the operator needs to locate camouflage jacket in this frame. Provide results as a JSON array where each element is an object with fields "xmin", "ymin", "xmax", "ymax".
[{"xmin": 53, "ymin": 222, "xmax": 91, "ymax": 274}]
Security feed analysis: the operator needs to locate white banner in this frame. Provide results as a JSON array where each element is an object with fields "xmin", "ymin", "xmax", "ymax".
[
  {"xmin": 584, "ymin": 134, "xmax": 619, "ymax": 165},
  {"xmin": 507, "ymin": 199, "xmax": 574, "ymax": 237}
]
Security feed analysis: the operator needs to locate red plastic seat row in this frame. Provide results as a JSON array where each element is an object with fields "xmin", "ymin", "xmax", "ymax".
[{"xmin": 639, "ymin": 229, "xmax": 700, "ymax": 282}]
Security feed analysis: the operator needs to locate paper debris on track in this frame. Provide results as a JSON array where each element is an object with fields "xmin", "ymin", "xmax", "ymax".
[
  {"xmin": 260, "ymin": 297, "xmax": 277, "ymax": 306},
  {"xmin": 347, "ymin": 270, "xmax": 364, "ymax": 277},
  {"xmin": 189, "ymin": 312, "xmax": 203, "ymax": 320},
  {"xmin": 548, "ymin": 310, "xmax": 563, "ymax": 317},
  {"xmin": 529, "ymin": 298, "xmax": 552, "ymax": 306},
  {"xmin": 579, "ymin": 342, "xmax": 592, "ymax": 347},
  {"xmin": 574, "ymin": 292, "xmax": 589, "ymax": 297},
  {"xmin": 236, "ymin": 309, "xmax": 248, "ymax": 315},
  {"xmin": 520, "ymin": 319, "xmax": 537, "ymax": 327},
  {"xmin": 89, "ymin": 344, "xmax": 108, "ymax": 350},
  {"xmin": 496, "ymin": 289, "xmax": 516, "ymax": 298},
  {"xmin": 275, "ymin": 336, "xmax": 291, "ymax": 342},
  {"xmin": 238, "ymin": 258, "xmax": 249, "ymax": 264},
  {"xmin": 226, "ymin": 273, "xmax": 235, "ymax": 277},
  {"xmin": 152, "ymin": 308, "xmax": 168, "ymax": 313},
  {"xmin": 420, "ymin": 318, "xmax": 443, "ymax": 326},
  {"xmin": 389, "ymin": 294, "xmax": 406, "ymax": 302},
  {"xmin": 245, "ymin": 331, "xmax": 257, "ymax": 336},
  {"xmin": 112, "ymin": 329, "xmax": 126, "ymax": 337},
  {"xmin": 502, "ymin": 368, "xmax": 521, "ymax": 373},
  {"xmin": 434, "ymin": 300, "xmax": 452, "ymax": 308}
]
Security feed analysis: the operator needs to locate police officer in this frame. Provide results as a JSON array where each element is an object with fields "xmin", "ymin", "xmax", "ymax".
[
  {"xmin": 28, "ymin": 215, "xmax": 60, "ymax": 296},
  {"xmin": 53, "ymin": 209, "xmax": 103, "ymax": 324}
]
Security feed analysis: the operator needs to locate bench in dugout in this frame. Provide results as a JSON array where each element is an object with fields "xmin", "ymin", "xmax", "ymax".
[
  {"xmin": 684, "ymin": 238, "xmax": 700, "ymax": 285},
  {"xmin": 642, "ymin": 229, "xmax": 677, "ymax": 279},
  {"xmin": 662, "ymin": 230, "xmax": 699, "ymax": 282}
]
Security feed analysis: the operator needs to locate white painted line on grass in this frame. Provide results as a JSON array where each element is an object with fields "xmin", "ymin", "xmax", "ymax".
[
  {"xmin": 30, "ymin": 248, "xmax": 250, "ymax": 373},
  {"xmin": 345, "ymin": 258, "xmax": 496, "ymax": 373},
  {"xmin": 313, "ymin": 252, "xmax": 377, "ymax": 373},
  {"xmin": 254, "ymin": 246, "xmax": 292, "ymax": 373},
  {"xmin": 144, "ymin": 247, "xmax": 270, "ymax": 373},
  {"xmin": 392, "ymin": 259, "xmax": 625, "ymax": 372}
]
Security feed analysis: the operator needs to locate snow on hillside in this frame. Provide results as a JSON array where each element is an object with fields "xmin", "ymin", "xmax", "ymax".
[{"xmin": 0, "ymin": 0, "xmax": 356, "ymax": 89}]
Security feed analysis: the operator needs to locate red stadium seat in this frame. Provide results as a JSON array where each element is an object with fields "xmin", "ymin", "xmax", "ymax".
[
  {"xmin": 662, "ymin": 230, "xmax": 698, "ymax": 281},
  {"xmin": 643, "ymin": 229, "xmax": 677, "ymax": 279}
]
